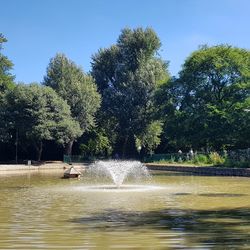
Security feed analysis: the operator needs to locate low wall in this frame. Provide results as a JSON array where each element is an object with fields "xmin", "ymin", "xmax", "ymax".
[
  {"xmin": 146, "ymin": 164, "xmax": 250, "ymax": 177},
  {"xmin": 0, "ymin": 162, "xmax": 85, "ymax": 175}
]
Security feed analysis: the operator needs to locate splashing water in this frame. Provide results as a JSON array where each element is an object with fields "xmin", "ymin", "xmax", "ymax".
[{"xmin": 88, "ymin": 160, "xmax": 150, "ymax": 188}]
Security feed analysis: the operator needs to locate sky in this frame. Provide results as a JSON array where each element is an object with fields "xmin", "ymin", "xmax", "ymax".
[{"xmin": 1, "ymin": 0, "xmax": 250, "ymax": 83}]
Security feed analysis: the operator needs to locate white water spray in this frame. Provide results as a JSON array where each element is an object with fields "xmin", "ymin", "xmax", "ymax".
[{"xmin": 88, "ymin": 160, "xmax": 150, "ymax": 188}]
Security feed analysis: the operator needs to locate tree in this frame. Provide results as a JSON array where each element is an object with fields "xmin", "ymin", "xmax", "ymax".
[
  {"xmin": 79, "ymin": 129, "xmax": 112, "ymax": 159},
  {"xmin": 43, "ymin": 54, "xmax": 101, "ymax": 155},
  {"xmin": 163, "ymin": 45, "xmax": 250, "ymax": 150},
  {"xmin": 0, "ymin": 34, "xmax": 14, "ymax": 96},
  {"xmin": 0, "ymin": 34, "xmax": 15, "ymax": 145},
  {"xmin": 135, "ymin": 120, "xmax": 163, "ymax": 155},
  {"xmin": 4, "ymin": 84, "xmax": 81, "ymax": 161},
  {"xmin": 91, "ymin": 27, "xmax": 169, "ymax": 157}
]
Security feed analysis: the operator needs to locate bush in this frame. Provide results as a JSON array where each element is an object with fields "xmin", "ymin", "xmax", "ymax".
[
  {"xmin": 209, "ymin": 152, "xmax": 225, "ymax": 165},
  {"xmin": 223, "ymin": 159, "xmax": 250, "ymax": 168},
  {"xmin": 193, "ymin": 154, "xmax": 209, "ymax": 164},
  {"xmin": 145, "ymin": 150, "xmax": 250, "ymax": 168}
]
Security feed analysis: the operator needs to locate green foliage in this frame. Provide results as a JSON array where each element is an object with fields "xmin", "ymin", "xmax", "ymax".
[
  {"xmin": 208, "ymin": 152, "xmax": 225, "ymax": 165},
  {"xmin": 91, "ymin": 27, "xmax": 169, "ymax": 156},
  {"xmin": 1, "ymin": 31, "xmax": 249, "ymax": 162},
  {"xmin": 145, "ymin": 152, "xmax": 221, "ymax": 165},
  {"xmin": 43, "ymin": 53, "xmax": 101, "ymax": 155},
  {"xmin": 44, "ymin": 53, "xmax": 101, "ymax": 132},
  {"xmin": 145, "ymin": 150, "xmax": 250, "ymax": 168},
  {"xmin": 136, "ymin": 121, "xmax": 163, "ymax": 155},
  {"xmin": 0, "ymin": 34, "xmax": 15, "ymax": 96},
  {"xmin": 4, "ymin": 83, "xmax": 81, "ymax": 160},
  {"xmin": 222, "ymin": 149, "xmax": 250, "ymax": 168},
  {"xmin": 192, "ymin": 154, "xmax": 210, "ymax": 164},
  {"xmin": 0, "ymin": 34, "xmax": 15, "ymax": 141},
  {"xmin": 117, "ymin": 27, "xmax": 162, "ymax": 71},
  {"xmin": 79, "ymin": 130, "xmax": 112, "ymax": 158},
  {"xmin": 0, "ymin": 33, "xmax": 14, "ymax": 142},
  {"xmin": 223, "ymin": 159, "xmax": 250, "ymax": 168},
  {"xmin": 160, "ymin": 45, "xmax": 250, "ymax": 151}
]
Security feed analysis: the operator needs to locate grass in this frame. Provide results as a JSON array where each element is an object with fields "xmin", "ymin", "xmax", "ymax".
[{"xmin": 146, "ymin": 152, "xmax": 250, "ymax": 168}]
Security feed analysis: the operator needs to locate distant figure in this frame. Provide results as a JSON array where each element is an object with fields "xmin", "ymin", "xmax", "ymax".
[
  {"xmin": 223, "ymin": 149, "xmax": 227, "ymax": 157},
  {"xmin": 178, "ymin": 149, "xmax": 182, "ymax": 162},
  {"xmin": 189, "ymin": 149, "xmax": 194, "ymax": 158},
  {"xmin": 114, "ymin": 153, "xmax": 119, "ymax": 160}
]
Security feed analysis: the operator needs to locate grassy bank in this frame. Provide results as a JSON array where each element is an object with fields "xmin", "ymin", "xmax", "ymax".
[{"xmin": 145, "ymin": 152, "xmax": 250, "ymax": 168}]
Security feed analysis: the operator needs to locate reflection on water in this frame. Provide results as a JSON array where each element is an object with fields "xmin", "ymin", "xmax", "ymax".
[{"xmin": 0, "ymin": 170, "xmax": 250, "ymax": 249}]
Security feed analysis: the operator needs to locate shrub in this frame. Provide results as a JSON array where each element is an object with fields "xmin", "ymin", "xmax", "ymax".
[
  {"xmin": 209, "ymin": 152, "xmax": 225, "ymax": 165},
  {"xmin": 193, "ymin": 154, "xmax": 209, "ymax": 164},
  {"xmin": 223, "ymin": 159, "xmax": 250, "ymax": 168}
]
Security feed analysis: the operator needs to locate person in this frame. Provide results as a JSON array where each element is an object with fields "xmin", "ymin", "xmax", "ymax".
[
  {"xmin": 178, "ymin": 149, "xmax": 182, "ymax": 162},
  {"xmin": 114, "ymin": 153, "xmax": 119, "ymax": 160},
  {"xmin": 189, "ymin": 148, "xmax": 194, "ymax": 158}
]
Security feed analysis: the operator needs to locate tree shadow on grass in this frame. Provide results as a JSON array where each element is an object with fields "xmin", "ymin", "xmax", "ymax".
[{"xmin": 70, "ymin": 207, "xmax": 250, "ymax": 248}]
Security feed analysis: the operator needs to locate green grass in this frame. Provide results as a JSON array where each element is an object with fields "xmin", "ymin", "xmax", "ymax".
[{"xmin": 146, "ymin": 152, "xmax": 250, "ymax": 168}]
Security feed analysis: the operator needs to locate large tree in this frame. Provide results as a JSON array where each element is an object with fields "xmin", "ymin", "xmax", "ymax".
[
  {"xmin": 0, "ymin": 34, "xmax": 15, "ymax": 144},
  {"xmin": 4, "ymin": 84, "xmax": 81, "ymax": 161},
  {"xmin": 91, "ymin": 27, "xmax": 169, "ymax": 157},
  {"xmin": 0, "ymin": 34, "xmax": 14, "ymax": 95},
  {"xmin": 162, "ymin": 45, "xmax": 250, "ymax": 151},
  {"xmin": 43, "ymin": 54, "xmax": 101, "ymax": 155}
]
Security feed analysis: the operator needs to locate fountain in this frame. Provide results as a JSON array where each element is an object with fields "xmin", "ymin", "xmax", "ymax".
[{"xmin": 87, "ymin": 160, "xmax": 150, "ymax": 188}]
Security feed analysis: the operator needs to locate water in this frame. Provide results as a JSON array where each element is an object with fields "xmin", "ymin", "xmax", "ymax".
[
  {"xmin": 0, "ymin": 169, "xmax": 250, "ymax": 249},
  {"xmin": 88, "ymin": 160, "xmax": 150, "ymax": 188}
]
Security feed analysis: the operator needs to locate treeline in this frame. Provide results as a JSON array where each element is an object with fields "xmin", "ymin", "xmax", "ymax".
[{"xmin": 0, "ymin": 28, "xmax": 249, "ymax": 162}]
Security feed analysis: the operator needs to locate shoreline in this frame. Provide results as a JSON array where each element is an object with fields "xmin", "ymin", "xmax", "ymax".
[
  {"xmin": 0, "ymin": 162, "xmax": 249, "ymax": 177},
  {"xmin": 145, "ymin": 163, "xmax": 250, "ymax": 177},
  {"xmin": 0, "ymin": 162, "xmax": 85, "ymax": 175}
]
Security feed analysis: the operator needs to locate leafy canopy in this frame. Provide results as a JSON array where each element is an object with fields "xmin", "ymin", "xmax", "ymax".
[
  {"xmin": 44, "ymin": 53, "xmax": 101, "ymax": 132},
  {"xmin": 4, "ymin": 84, "xmax": 81, "ymax": 159},
  {"xmin": 0, "ymin": 34, "xmax": 14, "ymax": 96},
  {"xmin": 91, "ymin": 27, "xmax": 169, "ymax": 156},
  {"xmin": 163, "ymin": 45, "xmax": 250, "ymax": 150}
]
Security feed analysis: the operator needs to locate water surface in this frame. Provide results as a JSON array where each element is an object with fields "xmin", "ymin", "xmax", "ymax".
[{"xmin": 0, "ymin": 170, "xmax": 250, "ymax": 249}]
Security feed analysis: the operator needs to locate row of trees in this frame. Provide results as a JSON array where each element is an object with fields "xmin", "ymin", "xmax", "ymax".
[
  {"xmin": 0, "ymin": 28, "xmax": 249, "ymax": 161},
  {"xmin": 157, "ymin": 45, "xmax": 250, "ymax": 152},
  {"xmin": 0, "ymin": 35, "xmax": 101, "ymax": 161}
]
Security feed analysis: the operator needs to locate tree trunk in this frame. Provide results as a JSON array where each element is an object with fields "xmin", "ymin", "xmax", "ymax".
[
  {"xmin": 65, "ymin": 140, "xmax": 74, "ymax": 156},
  {"xmin": 36, "ymin": 141, "xmax": 43, "ymax": 162},
  {"xmin": 122, "ymin": 136, "xmax": 128, "ymax": 159}
]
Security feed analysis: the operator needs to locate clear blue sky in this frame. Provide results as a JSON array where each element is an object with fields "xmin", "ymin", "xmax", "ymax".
[{"xmin": 1, "ymin": 0, "xmax": 250, "ymax": 83}]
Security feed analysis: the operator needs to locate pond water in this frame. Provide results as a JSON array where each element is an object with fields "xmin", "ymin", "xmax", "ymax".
[{"xmin": 0, "ymin": 170, "xmax": 250, "ymax": 249}]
